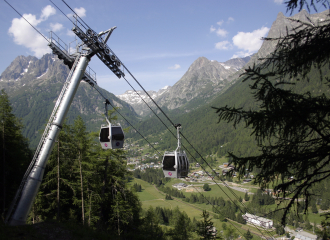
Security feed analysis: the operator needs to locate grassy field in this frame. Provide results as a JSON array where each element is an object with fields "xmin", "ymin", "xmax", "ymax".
[
  {"xmin": 129, "ymin": 178, "xmax": 280, "ymax": 239},
  {"xmin": 163, "ymin": 178, "xmax": 247, "ymax": 200}
]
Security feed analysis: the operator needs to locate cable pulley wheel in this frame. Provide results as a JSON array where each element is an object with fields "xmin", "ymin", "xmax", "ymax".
[
  {"xmin": 116, "ymin": 61, "xmax": 121, "ymax": 67},
  {"xmin": 110, "ymin": 55, "xmax": 116, "ymax": 61},
  {"xmin": 86, "ymin": 29, "xmax": 93, "ymax": 36}
]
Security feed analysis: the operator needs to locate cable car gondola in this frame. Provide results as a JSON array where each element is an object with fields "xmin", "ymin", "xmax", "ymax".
[
  {"xmin": 162, "ymin": 124, "xmax": 189, "ymax": 178},
  {"xmin": 99, "ymin": 100, "xmax": 124, "ymax": 149}
]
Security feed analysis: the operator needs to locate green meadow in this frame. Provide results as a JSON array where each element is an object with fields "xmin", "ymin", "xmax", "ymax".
[{"xmin": 129, "ymin": 177, "xmax": 279, "ymax": 239}]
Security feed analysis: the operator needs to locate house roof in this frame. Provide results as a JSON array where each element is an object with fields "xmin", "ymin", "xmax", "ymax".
[{"xmin": 243, "ymin": 213, "xmax": 273, "ymax": 223}]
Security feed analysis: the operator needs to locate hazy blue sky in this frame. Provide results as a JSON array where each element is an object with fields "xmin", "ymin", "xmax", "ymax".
[{"xmin": 0, "ymin": 0, "xmax": 322, "ymax": 95}]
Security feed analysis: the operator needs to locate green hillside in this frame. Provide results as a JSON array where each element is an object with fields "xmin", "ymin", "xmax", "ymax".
[{"xmin": 128, "ymin": 64, "xmax": 330, "ymax": 166}]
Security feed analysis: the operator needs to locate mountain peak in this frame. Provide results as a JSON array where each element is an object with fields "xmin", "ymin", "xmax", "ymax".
[{"xmin": 277, "ymin": 12, "xmax": 285, "ymax": 19}]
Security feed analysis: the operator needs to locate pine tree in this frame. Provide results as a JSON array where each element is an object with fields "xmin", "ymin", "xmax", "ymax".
[
  {"xmin": 140, "ymin": 206, "xmax": 164, "ymax": 240},
  {"xmin": 197, "ymin": 210, "xmax": 217, "ymax": 239},
  {"xmin": 0, "ymin": 89, "xmax": 31, "ymax": 217},
  {"xmin": 244, "ymin": 229, "xmax": 253, "ymax": 240},
  {"xmin": 167, "ymin": 212, "xmax": 192, "ymax": 240},
  {"xmin": 244, "ymin": 192, "xmax": 250, "ymax": 202},
  {"xmin": 72, "ymin": 116, "xmax": 93, "ymax": 225},
  {"xmin": 214, "ymin": 0, "xmax": 330, "ymax": 224},
  {"xmin": 236, "ymin": 213, "xmax": 246, "ymax": 224},
  {"xmin": 35, "ymin": 122, "xmax": 76, "ymax": 222}
]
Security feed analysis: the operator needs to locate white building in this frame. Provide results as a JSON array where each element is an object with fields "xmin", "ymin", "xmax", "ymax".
[
  {"xmin": 242, "ymin": 213, "xmax": 273, "ymax": 228},
  {"xmin": 295, "ymin": 232, "xmax": 317, "ymax": 240}
]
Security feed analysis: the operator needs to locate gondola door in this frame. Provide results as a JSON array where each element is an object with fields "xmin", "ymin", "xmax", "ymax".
[
  {"xmin": 99, "ymin": 124, "xmax": 111, "ymax": 149},
  {"xmin": 162, "ymin": 152, "xmax": 177, "ymax": 178}
]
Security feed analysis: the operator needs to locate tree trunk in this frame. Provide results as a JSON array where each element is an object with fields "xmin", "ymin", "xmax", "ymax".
[
  {"xmin": 88, "ymin": 192, "xmax": 91, "ymax": 227},
  {"xmin": 57, "ymin": 140, "xmax": 60, "ymax": 222},
  {"xmin": 99, "ymin": 156, "xmax": 109, "ymax": 225},
  {"xmin": 2, "ymin": 120, "xmax": 5, "ymax": 216},
  {"xmin": 117, "ymin": 201, "xmax": 120, "ymax": 236},
  {"xmin": 79, "ymin": 151, "xmax": 85, "ymax": 225}
]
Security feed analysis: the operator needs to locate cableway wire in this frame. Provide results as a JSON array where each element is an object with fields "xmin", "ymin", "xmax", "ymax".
[
  {"xmin": 122, "ymin": 76, "xmax": 177, "ymax": 139},
  {"xmin": 4, "ymin": 0, "xmax": 50, "ymax": 44},
  {"xmin": 50, "ymin": 0, "xmax": 77, "ymax": 26},
  {"xmin": 117, "ymin": 51, "xmax": 277, "ymax": 238},
  {"xmin": 119, "ymin": 72, "xmax": 276, "ymax": 237},
  {"xmin": 189, "ymin": 184, "xmax": 246, "ymax": 237},
  {"xmin": 61, "ymin": 0, "xmax": 91, "ymax": 30},
  {"xmin": 9, "ymin": 1, "xmax": 275, "ymax": 237},
  {"xmin": 91, "ymin": 85, "xmax": 163, "ymax": 157},
  {"xmin": 103, "ymin": 42, "xmax": 272, "ymax": 237},
  {"xmin": 90, "ymin": 84, "xmax": 248, "ymax": 238},
  {"xmin": 91, "ymin": 82, "xmax": 275, "ymax": 240},
  {"xmin": 119, "ymin": 59, "xmax": 277, "ymax": 239}
]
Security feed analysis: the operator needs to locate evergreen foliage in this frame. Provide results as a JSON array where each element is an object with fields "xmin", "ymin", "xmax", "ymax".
[
  {"xmin": 165, "ymin": 194, "xmax": 173, "ymax": 200},
  {"xmin": 132, "ymin": 183, "xmax": 142, "ymax": 192},
  {"xmin": 244, "ymin": 192, "xmax": 250, "ymax": 202},
  {"xmin": 203, "ymin": 183, "xmax": 211, "ymax": 191},
  {"xmin": 196, "ymin": 210, "xmax": 217, "ymax": 239},
  {"xmin": 223, "ymin": 225, "xmax": 238, "ymax": 240},
  {"xmin": 213, "ymin": 0, "xmax": 330, "ymax": 224},
  {"xmin": 31, "ymin": 116, "xmax": 141, "ymax": 238},
  {"xmin": 244, "ymin": 229, "xmax": 253, "ymax": 240},
  {"xmin": 0, "ymin": 89, "xmax": 32, "ymax": 218}
]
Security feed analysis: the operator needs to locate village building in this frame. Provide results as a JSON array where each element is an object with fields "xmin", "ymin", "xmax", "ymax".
[
  {"xmin": 295, "ymin": 232, "xmax": 317, "ymax": 240},
  {"xmin": 242, "ymin": 213, "xmax": 273, "ymax": 228},
  {"xmin": 173, "ymin": 182, "xmax": 188, "ymax": 190}
]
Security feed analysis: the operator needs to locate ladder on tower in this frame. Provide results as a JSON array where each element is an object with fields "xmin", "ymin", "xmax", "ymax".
[{"xmin": 5, "ymin": 54, "xmax": 82, "ymax": 224}]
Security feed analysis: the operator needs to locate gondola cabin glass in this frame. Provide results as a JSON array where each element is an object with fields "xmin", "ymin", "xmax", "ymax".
[
  {"xmin": 162, "ymin": 152, "xmax": 189, "ymax": 178},
  {"xmin": 111, "ymin": 126, "xmax": 124, "ymax": 149},
  {"xmin": 99, "ymin": 124, "xmax": 124, "ymax": 149}
]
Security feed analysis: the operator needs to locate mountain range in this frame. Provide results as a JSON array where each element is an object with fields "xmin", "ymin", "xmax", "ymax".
[
  {"xmin": 0, "ymin": 54, "xmax": 138, "ymax": 148},
  {"xmin": 116, "ymin": 55, "xmax": 252, "ymax": 116},
  {"xmin": 0, "ymin": 9, "xmax": 328, "ymax": 153}
]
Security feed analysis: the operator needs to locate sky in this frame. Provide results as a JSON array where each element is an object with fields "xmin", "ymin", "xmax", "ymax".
[{"xmin": 0, "ymin": 0, "xmax": 322, "ymax": 95}]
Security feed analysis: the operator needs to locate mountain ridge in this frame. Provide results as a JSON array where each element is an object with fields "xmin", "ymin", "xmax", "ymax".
[{"xmin": 0, "ymin": 53, "xmax": 139, "ymax": 148}]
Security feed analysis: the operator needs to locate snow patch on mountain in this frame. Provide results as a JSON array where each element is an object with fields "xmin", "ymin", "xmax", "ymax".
[
  {"xmin": 116, "ymin": 86, "xmax": 172, "ymax": 106},
  {"xmin": 220, "ymin": 63, "xmax": 231, "ymax": 70}
]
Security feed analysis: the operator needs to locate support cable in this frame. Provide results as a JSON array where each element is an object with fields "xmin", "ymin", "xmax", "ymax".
[
  {"xmin": 9, "ymin": 1, "xmax": 276, "ymax": 236},
  {"xmin": 118, "ymin": 64, "xmax": 276, "ymax": 238},
  {"xmin": 91, "ymin": 84, "xmax": 275, "ymax": 240},
  {"xmin": 4, "ymin": 0, "xmax": 50, "ymax": 43},
  {"xmin": 190, "ymin": 184, "xmax": 246, "ymax": 237},
  {"xmin": 119, "ymin": 65, "xmax": 276, "ymax": 238},
  {"xmin": 91, "ymin": 85, "xmax": 163, "ymax": 157},
  {"xmin": 122, "ymin": 76, "xmax": 176, "ymax": 138},
  {"xmin": 50, "ymin": 0, "xmax": 76, "ymax": 26},
  {"xmin": 61, "ymin": 0, "xmax": 91, "ymax": 30}
]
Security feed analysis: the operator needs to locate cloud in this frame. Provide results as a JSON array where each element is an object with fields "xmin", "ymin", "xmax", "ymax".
[
  {"xmin": 216, "ymin": 28, "xmax": 228, "ymax": 37},
  {"xmin": 232, "ymin": 26, "xmax": 269, "ymax": 53},
  {"xmin": 50, "ymin": 23, "xmax": 63, "ymax": 32},
  {"xmin": 215, "ymin": 41, "xmax": 232, "ymax": 50},
  {"xmin": 8, "ymin": 5, "xmax": 56, "ymax": 58},
  {"xmin": 228, "ymin": 17, "xmax": 234, "ymax": 22},
  {"xmin": 210, "ymin": 25, "xmax": 216, "ymax": 33},
  {"xmin": 168, "ymin": 64, "xmax": 181, "ymax": 70},
  {"xmin": 231, "ymin": 51, "xmax": 253, "ymax": 59},
  {"xmin": 217, "ymin": 20, "xmax": 224, "ymax": 26},
  {"xmin": 40, "ymin": 5, "xmax": 56, "ymax": 20},
  {"xmin": 68, "ymin": 7, "xmax": 87, "ymax": 18},
  {"xmin": 274, "ymin": 0, "xmax": 284, "ymax": 4},
  {"xmin": 74, "ymin": 7, "xmax": 86, "ymax": 17}
]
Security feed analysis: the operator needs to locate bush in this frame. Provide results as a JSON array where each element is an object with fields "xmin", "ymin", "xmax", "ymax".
[{"xmin": 203, "ymin": 183, "xmax": 211, "ymax": 191}]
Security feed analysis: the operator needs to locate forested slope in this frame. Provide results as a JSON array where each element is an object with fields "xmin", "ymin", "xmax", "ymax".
[{"xmin": 130, "ymin": 64, "xmax": 330, "ymax": 163}]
